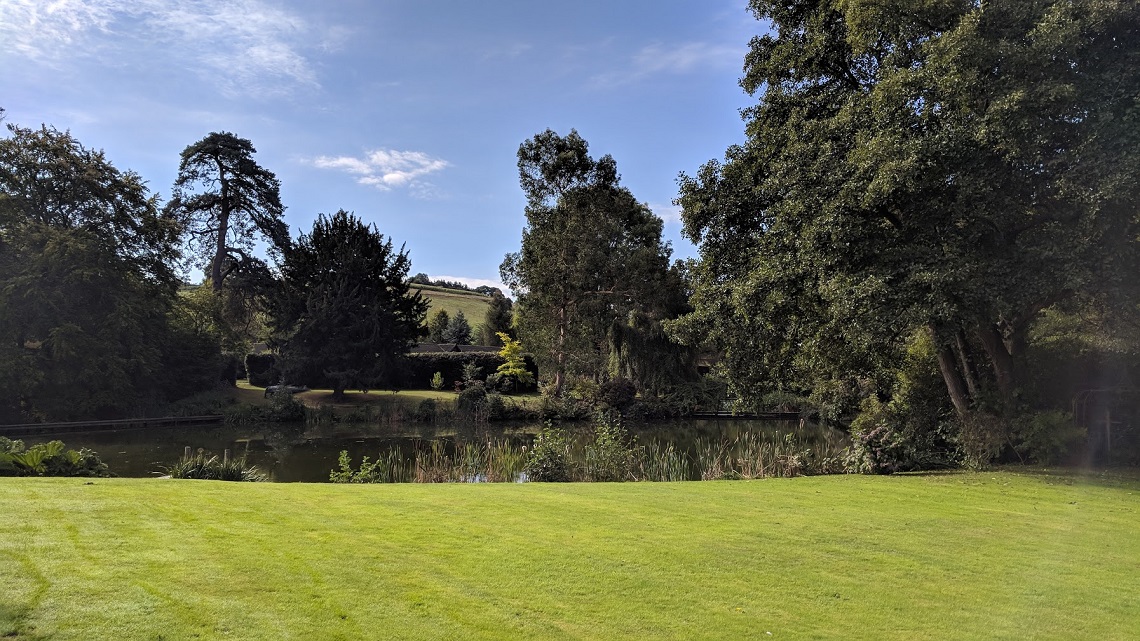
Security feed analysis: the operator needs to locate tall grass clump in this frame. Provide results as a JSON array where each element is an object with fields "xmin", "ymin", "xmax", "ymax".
[
  {"xmin": 163, "ymin": 452, "xmax": 266, "ymax": 482},
  {"xmin": 695, "ymin": 431, "xmax": 845, "ymax": 480}
]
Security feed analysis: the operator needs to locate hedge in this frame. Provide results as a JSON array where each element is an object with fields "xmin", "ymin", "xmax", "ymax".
[{"xmin": 393, "ymin": 352, "xmax": 538, "ymax": 391}]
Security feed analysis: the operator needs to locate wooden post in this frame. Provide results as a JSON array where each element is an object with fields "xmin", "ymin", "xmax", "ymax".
[
  {"xmin": 224, "ymin": 449, "xmax": 231, "ymax": 464},
  {"xmin": 184, "ymin": 446, "xmax": 191, "ymax": 459}
]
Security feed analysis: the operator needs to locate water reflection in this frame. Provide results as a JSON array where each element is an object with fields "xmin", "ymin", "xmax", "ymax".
[{"xmin": 20, "ymin": 419, "xmax": 849, "ymax": 482}]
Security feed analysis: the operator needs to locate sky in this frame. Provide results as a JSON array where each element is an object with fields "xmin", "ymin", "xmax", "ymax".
[{"xmin": 1, "ymin": 0, "xmax": 760, "ymax": 291}]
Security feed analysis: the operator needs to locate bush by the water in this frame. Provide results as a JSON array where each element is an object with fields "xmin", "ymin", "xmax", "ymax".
[
  {"xmin": 523, "ymin": 426, "xmax": 572, "ymax": 482},
  {"xmin": 0, "ymin": 438, "xmax": 110, "ymax": 477},
  {"xmin": 162, "ymin": 452, "xmax": 266, "ymax": 481}
]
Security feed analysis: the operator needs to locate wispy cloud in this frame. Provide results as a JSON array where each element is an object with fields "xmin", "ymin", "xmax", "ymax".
[
  {"xmin": 0, "ymin": 0, "xmax": 322, "ymax": 97},
  {"xmin": 591, "ymin": 41, "xmax": 744, "ymax": 88},
  {"xmin": 311, "ymin": 149, "xmax": 450, "ymax": 197},
  {"xmin": 649, "ymin": 202, "xmax": 683, "ymax": 224}
]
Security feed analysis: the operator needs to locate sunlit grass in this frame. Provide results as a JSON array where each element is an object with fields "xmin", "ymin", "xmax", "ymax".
[{"xmin": 1, "ymin": 470, "xmax": 1137, "ymax": 640}]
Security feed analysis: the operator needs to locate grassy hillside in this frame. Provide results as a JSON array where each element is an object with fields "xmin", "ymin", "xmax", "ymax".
[
  {"xmin": 411, "ymin": 285, "xmax": 493, "ymax": 337},
  {"xmin": 2, "ymin": 471, "xmax": 1137, "ymax": 640}
]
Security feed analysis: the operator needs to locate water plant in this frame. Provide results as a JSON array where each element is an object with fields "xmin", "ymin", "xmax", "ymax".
[{"xmin": 163, "ymin": 452, "xmax": 266, "ymax": 482}]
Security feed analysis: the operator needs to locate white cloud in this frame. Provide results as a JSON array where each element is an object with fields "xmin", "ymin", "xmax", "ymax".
[
  {"xmin": 312, "ymin": 149, "xmax": 450, "ymax": 196},
  {"xmin": 0, "ymin": 0, "xmax": 321, "ymax": 96},
  {"xmin": 591, "ymin": 41, "xmax": 744, "ymax": 87},
  {"xmin": 649, "ymin": 202, "xmax": 683, "ymax": 224}
]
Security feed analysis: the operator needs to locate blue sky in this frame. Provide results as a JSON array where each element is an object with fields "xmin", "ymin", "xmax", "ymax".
[{"xmin": 2, "ymin": 0, "xmax": 759, "ymax": 290}]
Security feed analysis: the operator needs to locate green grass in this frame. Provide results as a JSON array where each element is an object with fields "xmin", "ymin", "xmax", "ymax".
[
  {"xmin": 412, "ymin": 285, "xmax": 493, "ymax": 333},
  {"xmin": 2, "ymin": 471, "xmax": 1137, "ymax": 640}
]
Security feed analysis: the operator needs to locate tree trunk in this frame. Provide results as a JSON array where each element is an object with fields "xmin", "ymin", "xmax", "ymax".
[
  {"xmin": 210, "ymin": 165, "xmax": 230, "ymax": 292},
  {"xmin": 552, "ymin": 302, "xmax": 567, "ymax": 395},
  {"xmin": 954, "ymin": 330, "xmax": 980, "ymax": 399},
  {"xmin": 977, "ymin": 323, "xmax": 1015, "ymax": 404},
  {"xmin": 931, "ymin": 325, "xmax": 970, "ymax": 416}
]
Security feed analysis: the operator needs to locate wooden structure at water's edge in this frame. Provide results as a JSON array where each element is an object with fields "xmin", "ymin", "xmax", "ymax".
[
  {"xmin": 0, "ymin": 415, "xmax": 224, "ymax": 437},
  {"xmin": 689, "ymin": 411, "xmax": 801, "ymax": 420}
]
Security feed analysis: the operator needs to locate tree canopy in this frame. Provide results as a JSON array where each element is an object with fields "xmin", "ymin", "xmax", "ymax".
[
  {"xmin": 271, "ymin": 210, "xmax": 427, "ymax": 398},
  {"xmin": 501, "ymin": 129, "xmax": 686, "ymax": 394},
  {"xmin": 166, "ymin": 132, "xmax": 289, "ymax": 292},
  {"xmin": 671, "ymin": 0, "xmax": 1140, "ymax": 422},
  {"xmin": 0, "ymin": 124, "xmax": 191, "ymax": 420}
]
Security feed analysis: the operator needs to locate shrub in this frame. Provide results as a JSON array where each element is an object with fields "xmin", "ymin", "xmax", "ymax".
[
  {"xmin": 1013, "ymin": 410, "xmax": 1085, "ymax": 465},
  {"xmin": 0, "ymin": 438, "xmax": 110, "ymax": 477},
  {"xmin": 596, "ymin": 378, "xmax": 637, "ymax": 410},
  {"xmin": 524, "ymin": 426, "xmax": 570, "ymax": 482},
  {"xmin": 583, "ymin": 419, "xmax": 635, "ymax": 482},
  {"xmin": 245, "ymin": 353, "xmax": 279, "ymax": 387},
  {"xmin": 429, "ymin": 371, "xmax": 444, "ymax": 391},
  {"xmin": 412, "ymin": 398, "xmax": 438, "ymax": 423},
  {"xmin": 845, "ymin": 397, "xmax": 909, "ymax": 474},
  {"xmin": 163, "ymin": 452, "xmax": 266, "ymax": 481},
  {"xmin": 219, "ymin": 353, "xmax": 245, "ymax": 386},
  {"xmin": 957, "ymin": 412, "xmax": 1008, "ymax": 470},
  {"xmin": 457, "ymin": 382, "xmax": 488, "ymax": 416},
  {"xmin": 263, "ymin": 388, "xmax": 306, "ymax": 422}
]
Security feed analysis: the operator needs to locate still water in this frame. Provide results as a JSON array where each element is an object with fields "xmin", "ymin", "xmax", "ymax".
[{"xmin": 20, "ymin": 419, "xmax": 849, "ymax": 482}]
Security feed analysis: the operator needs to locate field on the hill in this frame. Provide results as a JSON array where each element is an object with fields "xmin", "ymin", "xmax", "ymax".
[
  {"xmin": 2, "ymin": 471, "xmax": 1137, "ymax": 640},
  {"xmin": 411, "ymin": 285, "xmax": 493, "ymax": 334}
]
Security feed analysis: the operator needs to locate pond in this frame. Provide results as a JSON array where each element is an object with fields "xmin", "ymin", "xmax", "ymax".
[{"xmin": 18, "ymin": 419, "xmax": 850, "ymax": 482}]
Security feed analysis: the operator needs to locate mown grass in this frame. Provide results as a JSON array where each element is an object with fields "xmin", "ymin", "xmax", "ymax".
[{"xmin": 2, "ymin": 471, "xmax": 1137, "ymax": 640}]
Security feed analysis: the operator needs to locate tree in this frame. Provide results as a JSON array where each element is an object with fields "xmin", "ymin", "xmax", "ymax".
[
  {"xmin": 166, "ymin": 132, "xmax": 289, "ymax": 293},
  {"xmin": 442, "ymin": 310, "xmax": 472, "ymax": 345},
  {"xmin": 671, "ymin": 1, "xmax": 1140, "ymax": 422},
  {"xmin": 481, "ymin": 290, "xmax": 514, "ymax": 346},
  {"xmin": 270, "ymin": 210, "xmax": 427, "ymax": 399},
  {"xmin": 427, "ymin": 309, "xmax": 450, "ymax": 343},
  {"xmin": 501, "ymin": 129, "xmax": 680, "ymax": 394},
  {"xmin": 495, "ymin": 332, "xmax": 535, "ymax": 393},
  {"xmin": 0, "ymin": 124, "xmax": 188, "ymax": 420}
]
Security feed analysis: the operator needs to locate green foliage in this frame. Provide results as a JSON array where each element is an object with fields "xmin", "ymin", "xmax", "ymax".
[
  {"xmin": 672, "ymin": 0, "xmax": 1140, "ymax": 423},
  {"xmin": 524, "ymin": 426, "xmax": 571, "ymax": 482},
  {"xmin": 481, "ymin": 291, "xmax": 514, "ymax": 346},
  {"xmin": 595, "ymin": 378, "xmax": 637, "ymax": 410},
  {"xmin": 494, "ymin": 333, "xmax": 535, "ymax": 393},
  {"xmin": 329, "ymin": 450, "xmax": 408, "ymax": 483},
  {"xmin": 1013, "ymin": 411, "xmax": 1085, "ymax": 466},
  {"xmin": 0, "ymin": 123, "xmax": 193, "ymax": 421},
  {"xmin": 396, "ymin": 351, "xmax": 537, "ymax": 391},
  {"xmin": 456, "ymin": 382, "xmax": 487, "ymax": 416},
  {"xmin": 163, "ymin": 452, "xmax": 266, "ymax": 482},
  {"xmin": 460, "ymin": 360, "xmax": 482, "ymax": 387},
  {"xmin": 271, "ymin": 210, "xmax": 428, "ymax": 398},
  {"xmin": 245, "ymin": 353, "xmax": 279, "ymax": 388},
  {"xmin": 262, "ymin": 388, "xmax": 306, "ymax": 423},
  {"xmin": 0, "ymin": 437, "xmax": 110, "ymax": 477},
  {"xmin": 429, "ymin": 371, "xmax": 444, "ymax": 391},
  {"xmin": 166, "ymin": 132, "xmax": 288, "ymax": 291},
  {"xmin": 582, "ymin": 420, "xmax": 635, "ymax": 482},
  {"xmin": 427, "ymin": 309, "xmax": 450, "ymax": 343},
  {"xmin": 501, "ymin": 129, "xmax": 683, "ymax": 393},
  {"xmin": 442, "ymin": 310, "xmax": 472, "ymax": 345}
]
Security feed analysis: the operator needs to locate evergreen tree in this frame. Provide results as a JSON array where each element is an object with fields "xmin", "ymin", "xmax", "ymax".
[
  {"xmin": 427, "ymin": 309, "xmax": 450, "ymax": 343},
  {"xmin": 442, "ymin": 310, "xmax": 472, "ymax": 345},
  {"xmin": 271, "ymin": 210, "xmax": 427, "ymax": 399}
]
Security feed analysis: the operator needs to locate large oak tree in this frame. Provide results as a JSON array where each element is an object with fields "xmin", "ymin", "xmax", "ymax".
[{"xmin": 672, "ymin": 0, "xmax": 1140, "ymax": 418}]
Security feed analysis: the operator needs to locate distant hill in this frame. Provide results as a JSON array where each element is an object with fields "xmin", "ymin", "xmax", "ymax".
[{"xmin": 411, "ymin": 285, "xmax": 492, "ymax": 339}]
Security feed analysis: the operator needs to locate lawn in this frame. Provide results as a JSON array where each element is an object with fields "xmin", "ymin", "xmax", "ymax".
[{"xmin": 2, "ymin": 471, "xmax": 1137, "ymax": 640}]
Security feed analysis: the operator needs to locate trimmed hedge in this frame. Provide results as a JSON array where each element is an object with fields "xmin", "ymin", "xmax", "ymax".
[
  {"xmin": 245, "ymin": 354, "xmax": 280, "ymax": 388},
  {"xmin": 395, "ymin": 352, "xmax": 538, "ymax": 392},
  {"xmin": 242, "ymin": 351, "xmax": 538, "ymax": 392}
]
